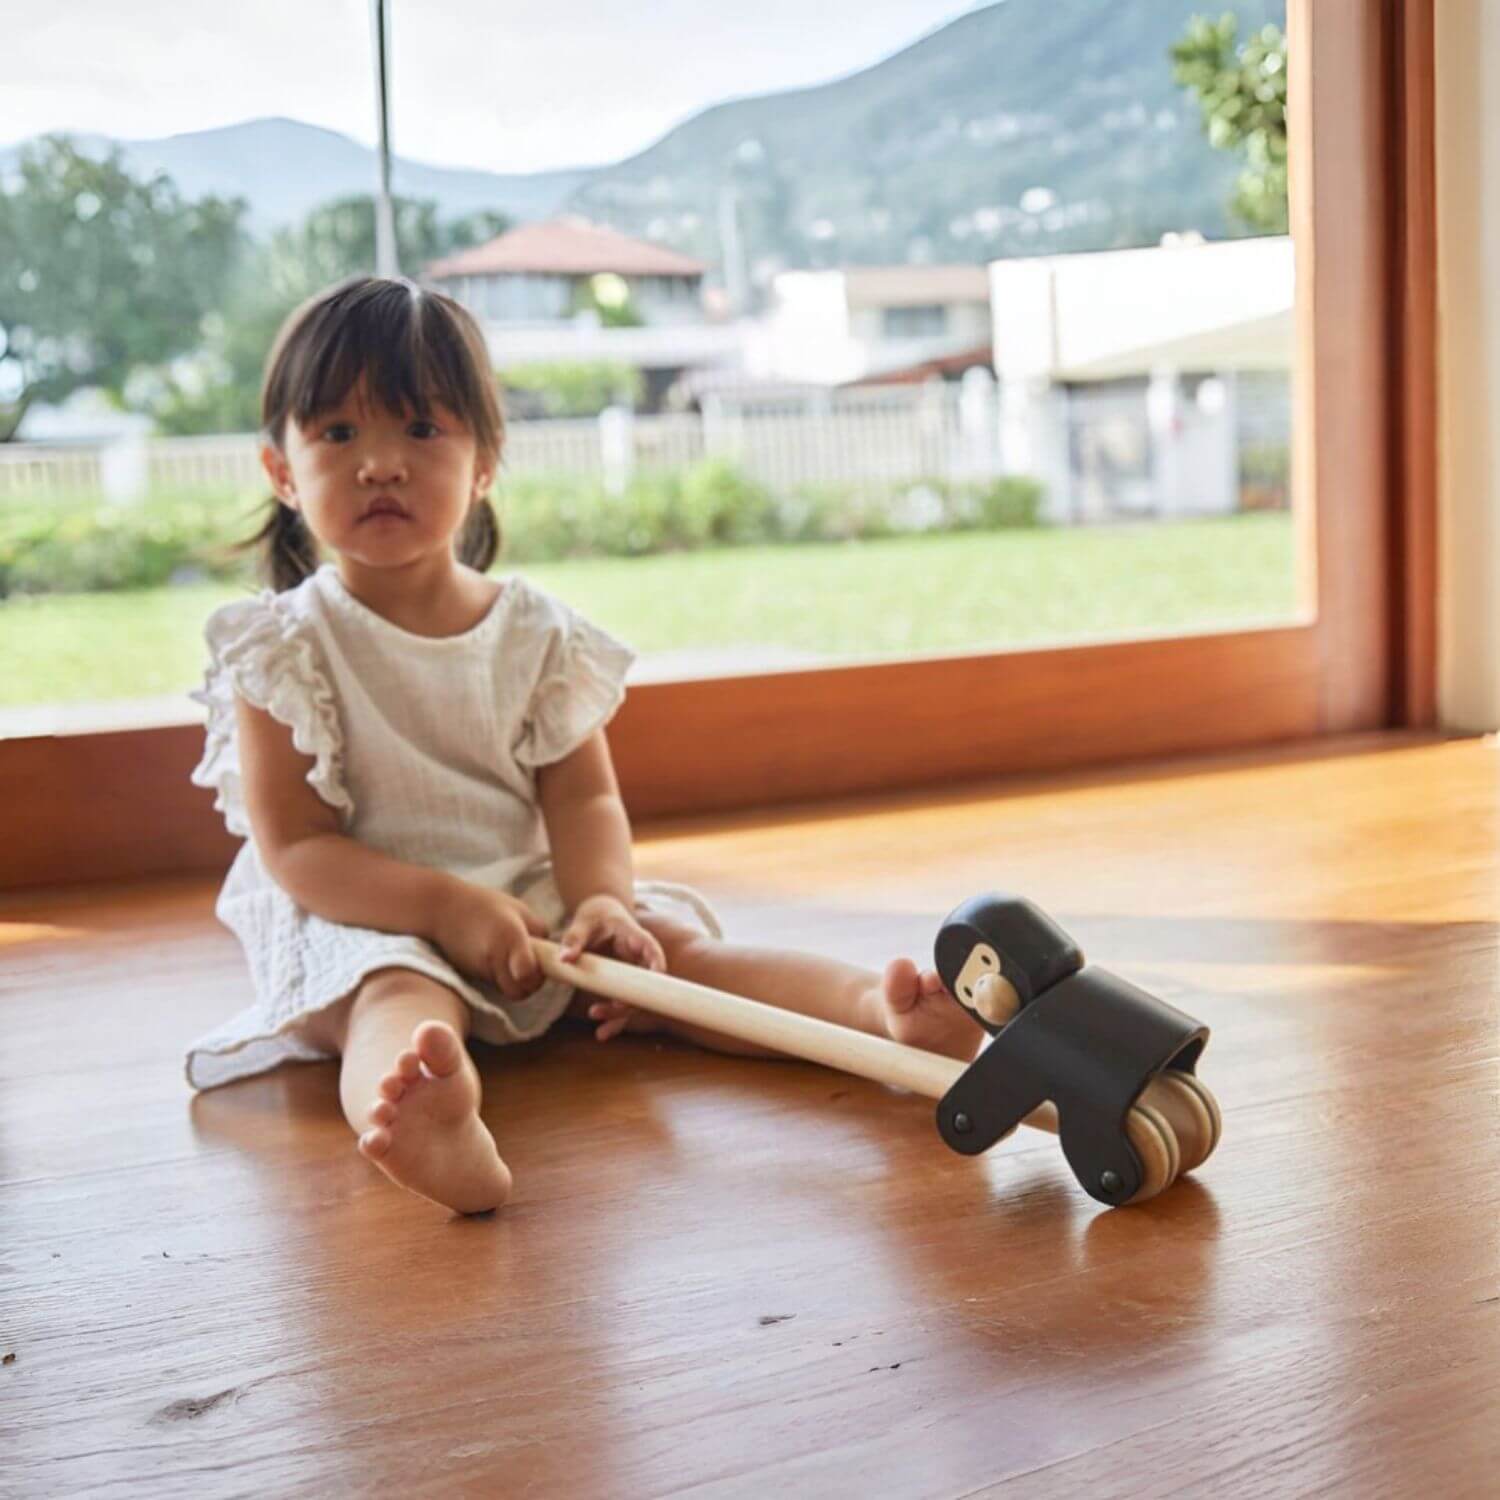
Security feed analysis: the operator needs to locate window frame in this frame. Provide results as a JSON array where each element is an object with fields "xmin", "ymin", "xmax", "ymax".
[
  {"xmin": 0, "ymin": 0, "xmax": 1435, "ymax": 890},
  {"xmin": 882, "ymin": 303, "xmax": 949, "ymax": 338}
]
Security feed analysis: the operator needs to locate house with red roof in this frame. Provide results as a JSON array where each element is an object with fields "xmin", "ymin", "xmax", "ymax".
[
  {"xmin": 425, "ymin": 217, "xmax": 745, "ymax": 406},
  {"xmin": 426, "ymin": 215, "xmax": 710, "ymax": 327}
]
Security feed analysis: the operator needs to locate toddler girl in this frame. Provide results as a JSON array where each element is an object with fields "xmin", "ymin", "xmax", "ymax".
[{"xmin": 189, "ymin": 275, "xmax": 981, "ymax": 1215}]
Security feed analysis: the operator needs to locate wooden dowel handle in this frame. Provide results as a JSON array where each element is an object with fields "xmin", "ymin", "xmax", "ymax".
[
  {"xmin": 535, "ymin": 943, "xmax": 1185, "ymax": 1159},
  {"xmin": 534, "ymin": 940, "xmax": 965, "ymax": 1099}
]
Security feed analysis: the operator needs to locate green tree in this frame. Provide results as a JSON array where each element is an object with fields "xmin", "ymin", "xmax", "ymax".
[
  {"xmin": 1171, "ymin": 14, "xmax": 1289, "ymax": 234},
  {"xmin": 440, "ymin": 210, "xmax": 514, "ymax": 255},
  {"xmin": 501, "ymin": 361, "xmax": 643, "ymax": 418},
  {"xmin": 0, "ymin": 136, "xmax": 247, "ymax": 441},
  {"xmin": 263, "ymin": 194, "xmax": 509, "ymax": 297},
  {"xmin": 136, "ymin": 261, "xmax": 287, "ymax": 436},
  {"xmin": 569, "ymin": 274, "xmax": 644, "ymax": 330}
]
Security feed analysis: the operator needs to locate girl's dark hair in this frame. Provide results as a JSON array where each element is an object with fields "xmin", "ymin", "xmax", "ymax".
[{"xmin": 244, "ymin": 276, "xmax": 505, "ymax": 591}]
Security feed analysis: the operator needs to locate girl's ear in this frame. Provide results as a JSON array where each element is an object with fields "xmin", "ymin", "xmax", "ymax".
[
  {"xmin": 473, "ymin": 462, "xmax": 494, "ymax": 499},
  {"xmin": 260, "ymin": 442, "xmax": 297, "ymax": 507}
]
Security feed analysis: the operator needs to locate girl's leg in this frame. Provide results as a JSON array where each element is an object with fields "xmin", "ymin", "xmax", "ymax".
[
  {"xmin": 582, "ymin": 914, "xmax": 983, "ymax": 1063},
  {"xmin": 328, "ymin": 966, "xmax": 513, "ymax": 1215}
]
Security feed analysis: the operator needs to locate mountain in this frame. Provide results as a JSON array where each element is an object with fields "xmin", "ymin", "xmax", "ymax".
[
  {"xmin": 4, "ymin": 0, "xmax": 1283, "ymax": 268},
  {"xmin": 572, "ymin": 0, "xmax": 1286, "ymax": 271},
  {"xmin": 0, "ymin": 118, "xmax": 592, "ymax": 236}
]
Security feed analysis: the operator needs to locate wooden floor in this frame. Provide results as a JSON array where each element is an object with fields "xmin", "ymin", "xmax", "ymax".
[{"xmin": 3, "ymin": 732, "xmax": 1498, "ymax": 1497}]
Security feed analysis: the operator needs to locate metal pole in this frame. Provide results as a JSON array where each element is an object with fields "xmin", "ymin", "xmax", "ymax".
[
  {"xmin": 370, "ymin": 0, "xmax": 398, "ymax": 276},
  {"xmin": 717, "ymin": 184, "xmax": 746, "ymax": 317}
]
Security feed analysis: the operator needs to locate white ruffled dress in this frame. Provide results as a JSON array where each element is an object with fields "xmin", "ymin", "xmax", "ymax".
[{"xmin": 185, "ymin": 563, "xmax": 720, "ymax": 1090}]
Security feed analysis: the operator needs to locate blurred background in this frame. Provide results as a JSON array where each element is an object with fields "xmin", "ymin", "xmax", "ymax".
[{"xmin": 0, "ymin": 0, "xmax": 1297, "ymax": 718}]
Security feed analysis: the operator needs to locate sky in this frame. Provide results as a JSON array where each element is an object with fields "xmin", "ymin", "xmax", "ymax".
[{"xmin": 4, "ymin": 0, "xmax": 997, "ymax": 173}]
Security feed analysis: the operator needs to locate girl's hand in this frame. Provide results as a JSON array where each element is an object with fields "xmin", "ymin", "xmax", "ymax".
[
  {"xmin": 558, "ymin": 895, "xmax": 666, "ymax": 1042},
  {"xmin": 430, "ymin": 882, "xmax": 550, "ymax": 1001},
  {"xmin": 558, "ymin": 895, "xmax": 666, "ymax": 970}
]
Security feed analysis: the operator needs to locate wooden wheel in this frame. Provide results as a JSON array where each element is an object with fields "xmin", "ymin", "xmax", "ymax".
[
  {"xmin": 1147, "ymin": 1072, "xmax": 1222, "ymax": 1175},
  {"xmin": 1140, "ymin": 1072, "xmax": 1219, "ymax": 1176},
  {"xmin": 1122, "ymin": 1103, "xmax": 1179, "ymax": 1204},
  {"xmin": 1176, "ymin": 1072, "xmax": 1223, "ymax": 1162}
]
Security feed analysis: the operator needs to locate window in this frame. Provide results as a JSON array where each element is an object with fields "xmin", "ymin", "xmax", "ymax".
[
  {"xmin": 882, "ymin": 304, "xmax": 949, "ymax": 338},
  {"xmin": 0, "ymin": 0, "xmax": 1434, "ymax": 887}
]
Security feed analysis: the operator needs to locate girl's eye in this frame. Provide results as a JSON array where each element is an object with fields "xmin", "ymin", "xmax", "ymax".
[
  {"xmin": 409, "ymin": 420, "xmax": 440, "ymax": 439},
  {"xmin": 323, "ymin": 423, "xmax": 355, "ymax": 442}
]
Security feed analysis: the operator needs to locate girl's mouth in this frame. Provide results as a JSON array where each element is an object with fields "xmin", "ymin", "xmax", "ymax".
[{"xmin": 360, "ymin": 498, "xmax": 410, "ymax": 523}]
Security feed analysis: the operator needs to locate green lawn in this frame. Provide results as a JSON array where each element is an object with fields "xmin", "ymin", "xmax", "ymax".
[{"xmin": 0, "ymin": 514, "xmax": 1298, "ymax": 709}]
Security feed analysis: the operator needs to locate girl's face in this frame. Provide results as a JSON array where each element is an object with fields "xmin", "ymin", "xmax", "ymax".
[{"xmin": 262, "ymin": 381, "xmax": 493, "ymax": 575}]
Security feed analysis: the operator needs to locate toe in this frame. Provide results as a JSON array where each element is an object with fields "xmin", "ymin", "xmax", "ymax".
[
  {"xmin": 395, "ymin": 1050, "xmax": 422, "ymax": 1082},
  {"xmin": 368, "ymin": 1098, "xmax": 397, "ymax": 1127},
  {"xmin": 358, "ymin": 1126, "xmax": 392, "ymax": 1160},
  {"xmin": 378, "ymin": 1073, "xmax": 407, "ymax": 1103},
  {"xmin": 413, "ymin": 1020, "xmax": 464, "ymax": 1079},
  {"xmin": 883, "ymin": 956, "xmax": 921, "ymax": 1011}
]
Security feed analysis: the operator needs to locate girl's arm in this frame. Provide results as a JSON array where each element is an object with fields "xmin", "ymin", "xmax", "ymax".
[
  {"xmin": 537, "ymin": 731, "xmax": 663, "ymax": 968},
  {"xmin": 536, "ymin": 730, "xmax": 634, "ymax": 912},
  {"xmin": 236, "ymin": 697, "xmax": 441, "ymax": 932}
]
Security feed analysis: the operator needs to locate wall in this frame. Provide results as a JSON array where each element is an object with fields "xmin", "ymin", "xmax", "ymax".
[
  {"xmin": 1435, "ymin": 1, "xmax": 1500, "ymax": 730},
  {"xmin": 765, "ymin": 272, "xmax": 861, "ymax": 383},
  {"xmin": 847, "ymin": 302, "xmax": 991, "ymax": 346},
  {"xmin": 989, "ymin": 238, "xmax": 1294, "ymax": 382}
]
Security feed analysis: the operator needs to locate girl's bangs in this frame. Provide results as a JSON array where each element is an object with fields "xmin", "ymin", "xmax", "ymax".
[{"xmin": 288, "ymin": 287, "xmax": 482, "ymax": 430}]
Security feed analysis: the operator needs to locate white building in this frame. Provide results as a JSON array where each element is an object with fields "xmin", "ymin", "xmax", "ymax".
[
  {"xmin": 758, "ymin": 264, "xmax": 993, "ymax": 385},
  {"xmin": 989, "ymin": 235, "xmax": 1295, "ymax": 521},
  {"xmin": 16, "ymin": 387, "xmax": 154, "ymax": 446}
]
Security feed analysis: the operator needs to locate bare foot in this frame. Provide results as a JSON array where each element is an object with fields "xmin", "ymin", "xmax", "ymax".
[
  {"xmin": 357, "ymin": 1021, "xmax": 513, "ymax": 1215},
  {"xmin": 867, "ymin": 958, "xmax": 985, "ymax": 1062}
]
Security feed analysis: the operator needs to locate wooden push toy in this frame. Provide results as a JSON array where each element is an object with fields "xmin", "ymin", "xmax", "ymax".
[{"xmin": 534, "ymin": 891, "xmax": 1220, "ymax": 1206}]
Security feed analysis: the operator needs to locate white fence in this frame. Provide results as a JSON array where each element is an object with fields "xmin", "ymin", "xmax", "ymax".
[
  {"xmin": 0, "ymin": 445, "xmax": 105, "ymax": 498},
  {"xmin": 0, "ymin": 372, "xmax": 1290, "ymax": 517},
  {"xmin": 0, "ymin": 383, "xmax": 1002, "ymax": 504}
]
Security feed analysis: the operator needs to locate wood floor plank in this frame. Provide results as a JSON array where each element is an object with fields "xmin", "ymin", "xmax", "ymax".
[{"xmin": 2, "ymin": 732, "xmax": 1497, "ymax": 1497}]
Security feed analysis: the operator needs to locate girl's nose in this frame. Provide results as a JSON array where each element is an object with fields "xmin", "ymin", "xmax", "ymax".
[{"xmin": 357, "ymin": 450, "xmax": 408, "ymax": 484}]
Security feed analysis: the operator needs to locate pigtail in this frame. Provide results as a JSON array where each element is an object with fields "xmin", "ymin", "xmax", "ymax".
[
  {"xmin": 240, "ymin": 501, "xmax": 320, "ymax": 592},
  {"xmin": 457, "ymin": 496, "xmax": 501, "ymax": 574}
]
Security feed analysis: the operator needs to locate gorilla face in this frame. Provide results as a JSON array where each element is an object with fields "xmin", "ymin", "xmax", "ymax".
[
  {"xmin": 934, "ymin": 894, "xmax": 1085, "ymax": 1035},
  {"xmin": 951, "ymin": 942, "xmax": 1020, "ymax": 1026}
]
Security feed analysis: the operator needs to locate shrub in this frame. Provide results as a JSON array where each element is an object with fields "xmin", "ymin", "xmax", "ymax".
[
  {"xmin": 968, "ymin": 476, "xmax": 1045, "ymax": 530},
  {"xmin": 774, "ymin": 474, "xmax": 1043, "ymax": 545},
  {"xmin": 678, "ymin": 460, "xmax": 779, "ymax": 548},
  {"xmin": 500, "ymin": 362, "xmax": 644, "ymax": 419},
  {"xmin": 1238, "ymin": 441, "xmax": 1290, "ymax": 511},
  {"xmin": 0, "ymin": 489, "xmax": 259, "ymax": 597},
  {"xmin": 0, "ymin": 463, "xmax": 1045, "ymax": 595},
  {"xmin": 497, "ymin": 462, "xmax": 782, "ymax": 561}
]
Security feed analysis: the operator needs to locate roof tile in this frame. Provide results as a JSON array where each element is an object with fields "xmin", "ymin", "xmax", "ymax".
[{"xmin": 427, "ymin": 216, "xmax": 707, "ymax": 279}]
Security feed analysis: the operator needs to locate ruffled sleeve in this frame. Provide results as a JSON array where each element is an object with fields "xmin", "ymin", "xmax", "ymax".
[
  {"xmin": 513, "ymin": 590, "xmax": 635, "ymax": 769},
  {"xmin": 189, "ymin": 591, "xmax": 354, "ymax": 838}
]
